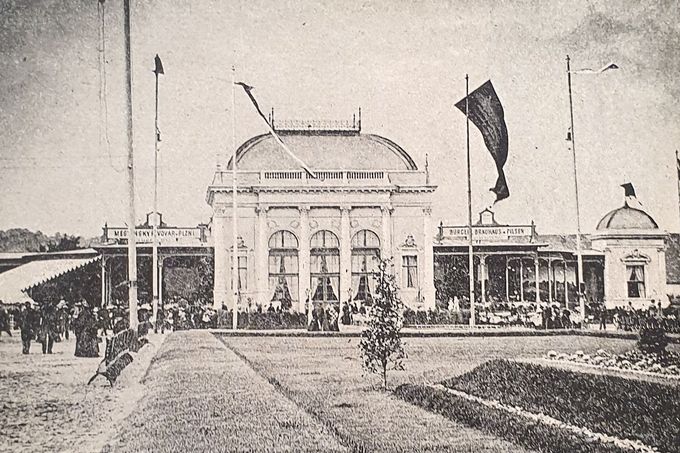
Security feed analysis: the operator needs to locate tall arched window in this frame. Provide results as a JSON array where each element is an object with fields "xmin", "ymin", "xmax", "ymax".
[
  {"xmin": 351, "ymin": 230, "xmax": 380, "ymax": 304},
  {"xmin": 268, "ymin": 231, "xmax": 299, "ymax": 309},
  {"xmin": 310, "ymin": 230, "xmax": 340, "ymax": 303}
]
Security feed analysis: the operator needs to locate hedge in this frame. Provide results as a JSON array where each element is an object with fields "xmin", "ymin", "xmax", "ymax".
[
  {"xmin": 394, "ymin": 383, "xmax": 629, "ymax": 453},
  {"xmin": 403, "ymin": 308, "xmax": 470, "ymax": 326},
  {"xmin": 442, "ymin": 360, "xmax": 680, "ymax": 453},
  {"xmin": 216, "ymin": 311, "xmax": 308, "ymax": 330}
]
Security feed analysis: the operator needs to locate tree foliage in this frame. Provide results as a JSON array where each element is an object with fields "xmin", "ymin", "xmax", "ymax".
[{"xmin": 359, "ymin": 259, "xmax": 405, "ymax": 389}]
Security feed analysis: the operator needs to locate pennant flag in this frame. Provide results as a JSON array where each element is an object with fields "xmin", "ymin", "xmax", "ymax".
[
  {"xmin": 455, "ymin": 80, "xmax": 510, "ymax": 202},
  {"xmin": 153, "ymin": 54, "xmax": 164, "ymax": 75},
  {"xmin": 621, "ymin": 182, "xmax": 636, "ymax": 198},
  {"xmin": 570, "ymin": 62, "xmax": 619, "ymax": 74},
  {"xmin": 235, "ymin": 82, "xmax": 315, "ymax": 178}
]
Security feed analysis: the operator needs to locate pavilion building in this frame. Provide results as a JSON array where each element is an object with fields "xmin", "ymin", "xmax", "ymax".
[{"xmin": 206, "ymin": 115, "xmax": 437, "ymax": 312}]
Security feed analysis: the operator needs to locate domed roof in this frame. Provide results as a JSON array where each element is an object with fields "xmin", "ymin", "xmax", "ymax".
[
  {"xmin": 596, "ymin": 204, "xmax": 659, "ymax": 230},
  {"xmin": 227, "ymin": 131, "xmax": 417, "ymax": 171}
]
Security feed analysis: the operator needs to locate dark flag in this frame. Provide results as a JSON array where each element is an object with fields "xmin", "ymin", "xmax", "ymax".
[
  {"xmin": 621, "ymin": 182, "xmax": 636, "ymax": 198},
  {"xmin": 455, "ymin": 80, "xmax": 510, "ymax": 202},
  {"xmin": 235, "ymin": 82, "xmax": 315, "ymax": 178},
  {"xmin": 153, "ymin": 54, "xmax": 164, "ymax": 75}
]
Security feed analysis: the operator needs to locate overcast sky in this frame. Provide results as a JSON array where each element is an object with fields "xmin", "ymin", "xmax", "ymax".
[{"xmin": 1, "ymin": 0, "xmax": 679, "ymax": 237}]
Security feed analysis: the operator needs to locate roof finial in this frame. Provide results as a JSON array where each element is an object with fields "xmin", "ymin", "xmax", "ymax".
[
  {"xmin": 271, "ymin": 107, "xmax": 275, "ymax": 129},
  {"xmin": 358, "ymin": 107, "xmax": 362, "ymax": 132}
]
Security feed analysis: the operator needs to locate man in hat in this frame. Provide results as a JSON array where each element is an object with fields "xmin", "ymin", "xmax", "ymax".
[
  {"xmin": 38, "ymin": 301, "xmax": 58, "ymax": 354},
  {"xmin": 0, "ymin": 304, "xmax": 11, "ymax": 337},
  {"xmin": 19, "ymin": 301, "xmax": 37, "ymax": 354}
]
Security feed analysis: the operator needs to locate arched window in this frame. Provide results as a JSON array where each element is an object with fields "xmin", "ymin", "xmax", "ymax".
[
  {"xmin": 310, "ymin": 230, "xmax": 340, "ymax": 303},
  {"xmin": 268, "ymin": 231, "xmax": 299, "ymax": 309},
  {"xmin": 351, "ymin": 230, "xmax": 380, "ymax": 304}
]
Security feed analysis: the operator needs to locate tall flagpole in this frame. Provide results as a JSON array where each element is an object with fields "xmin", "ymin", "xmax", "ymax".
[
  {"xmin": 466, "ymin": 74, "xmax": 475, "ymax": 327},
  {"xmin": 123, "ymin": 0, "xmax": 138, "ymax": 330},
  {"xmin": 566, "ymin": 55, "xmax": 585, "ymax": 325},
  {"xmin": 231, "ymin": 65, "xmax": 239, "ymax": 330},
  {"xmin": 152, "ymin": 55, "xmax": 163, "ymax": 334}
]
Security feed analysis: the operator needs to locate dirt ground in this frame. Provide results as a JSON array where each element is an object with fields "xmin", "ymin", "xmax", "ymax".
[{"xmin": 0, "ymin": 331, "xmax": 162, "ymax": 453}]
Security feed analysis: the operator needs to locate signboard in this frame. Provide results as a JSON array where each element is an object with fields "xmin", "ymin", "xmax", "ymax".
[
  {"xmin": 440, "ymin": 225, "xmax": 533, "ymax": 244},
  {"xmin": 105, "ymin": 227, "xmax": 204, "ymax": 245}
]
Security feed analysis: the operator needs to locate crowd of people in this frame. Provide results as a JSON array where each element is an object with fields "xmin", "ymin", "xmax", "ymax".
[{"xmin": 606, "ymin": 300, "xmax": 680, "ymax": 333}]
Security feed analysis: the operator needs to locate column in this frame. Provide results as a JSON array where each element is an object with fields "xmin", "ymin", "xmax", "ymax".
[
  {"xmin": 100, "ymin": 258, "xmax": 106, "ymax": 308},
  {"xmin": 298, "ymin": 205, "xmax": 311, "ymax": 316},
  {"xmin": 547, "ymin": 259, "xmax": 553, "ymax": 304},
  {"xmin": 381, "ymin": 205, "xmax": 392, "ymax": 259},
  {"xmin": 340, "ymin": 206, "xmax": 351, "ymax": 319},
  {"xmin": 422, "ymin": 207, "xmax": 436, "ymax": 309},
  {"xmin": 519, "ymin": 258, "xmax": 525, "ymax": 302},
  {"xmin": 255, "ymin": 205, "xmax": 269, "ymax": 307},
  {"xmin": 106, "ymin": 258, "xmax": 112, "ymax": 306},
  {"xmin": 212, "ymin": 206, "xmax": 228, "ymax": 310},
  {"xmin": 158, "ymin": 257, "xmax": 164, "ymax": 313},
  {"xmin": 505, "ymin": 256, "xmax": 510, "ymax": 301},
  {"xmin": 534, "ymin": 254, "xmax": 540, "ymax": 303},
  {"xmin": 564, "ymin": 261, "xmax": 569, "ymax": 307},
  {"xmin": 479, "ymin": 254, "xmax": 487, "ymax": 305}
]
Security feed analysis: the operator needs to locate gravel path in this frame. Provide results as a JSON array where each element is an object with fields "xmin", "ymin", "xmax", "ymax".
[{"xmin": 0, "ymin": 332, "xmax": 163, "ymax": 453}]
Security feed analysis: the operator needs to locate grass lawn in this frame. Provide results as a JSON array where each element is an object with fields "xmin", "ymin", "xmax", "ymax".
[
  {"xmin": 216, "ymin": 333, "xmax": 638, "ymax": 452},
  {"xmin": 105, "ymin": 331, "xmax": 347, "ymax": 453}
]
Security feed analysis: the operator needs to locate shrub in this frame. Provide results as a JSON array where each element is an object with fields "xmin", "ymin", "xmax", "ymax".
[
  {"xmin": 441, "ymin": 360, "xmax": 680, "ymax": 453},
  {"xmin": 637, "ymin": 324, "xmax": 669, "ymax": 355},
  {"xmin": 216, "ymin": 311, "xmax": 307, "ymax": 330}
]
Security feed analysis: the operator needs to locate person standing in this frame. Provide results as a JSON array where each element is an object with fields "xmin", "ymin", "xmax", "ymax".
[
  {"xmin": 73, "ymin": 301, "xmax": 99, "ymax": 357},
  {"xmin": 19, "ymin": 301, "xmax": 36, "ymax": 354},
  {"xmin": 598, "ymin": 304, "xmax": 607, "ymax": 330},
  {"xmin": 37, "ymin": 302, "xmax": 56, "ymax": 354},
  {"xmin": 0, "ymin": 305, "xmax": 11, "ymax": 337}
]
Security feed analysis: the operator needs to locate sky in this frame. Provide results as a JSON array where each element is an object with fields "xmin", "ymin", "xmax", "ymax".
[{"xmin": 1, "ymin": 0, "xmax": 679, "ymax": 237}]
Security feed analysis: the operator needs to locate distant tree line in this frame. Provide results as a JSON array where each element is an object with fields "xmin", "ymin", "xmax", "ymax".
[{"xmin": 0, "ymin": 228, "xmax": 99, "ymax": 252}]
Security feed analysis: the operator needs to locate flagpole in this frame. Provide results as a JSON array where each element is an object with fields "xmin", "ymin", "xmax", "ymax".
[
  {"xmin": 123, "ymin": 0, "xmax": 138, "ymax": 330},
  {"xmin": 566, "ymin": 55, "xmax": 585, "ymax": 326},
  {"xmin": 231, "ymin": 64, "xmax": 239, "ymax": 330},
  {"xmin": 465, "ymin": 74, "xmax": 475, "ymax": 327},
  {"xmin": 152, "ymin": 55, "xmax": 162, "ymax": 334}
]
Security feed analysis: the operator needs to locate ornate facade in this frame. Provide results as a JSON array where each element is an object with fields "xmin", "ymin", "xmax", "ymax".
[{"xmin": 206, "ymin": 118, "xmax": 437, "ymax": 312}]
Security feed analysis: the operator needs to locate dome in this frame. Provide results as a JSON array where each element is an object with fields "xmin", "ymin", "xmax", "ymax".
[
  {"xmin": 596, "ymin": 205, "xmax": 659, "ymax": 231},
  {"xmin": 227, "ymin": 131, "xmax": 417, "ymax": 171}
]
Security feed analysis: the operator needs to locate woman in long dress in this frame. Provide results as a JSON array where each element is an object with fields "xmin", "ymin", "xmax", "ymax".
[{"xmin": 74, "ymin": 301, "xmax": 99, "ymax": 357}]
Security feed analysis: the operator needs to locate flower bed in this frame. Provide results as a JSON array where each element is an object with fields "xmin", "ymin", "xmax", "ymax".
[
  {"xmin": 394, "ymin": 383, "xmax": 630, "ymax": 453},
  {"xmin": 441, "ymin": 360, "xmax": 680, "ymax": 453},
  {"xmin": 545, "ymin": 348, "xmax": 680, "ymax": 378}
]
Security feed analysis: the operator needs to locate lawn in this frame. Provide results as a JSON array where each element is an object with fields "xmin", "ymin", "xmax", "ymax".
[
  {"xmin": 105, "ymin": 331, "xmax": 347, "ymax": 453},
  {"xmin": 215, "ymin": 333, "xmax": 638, "ymax": 452}
]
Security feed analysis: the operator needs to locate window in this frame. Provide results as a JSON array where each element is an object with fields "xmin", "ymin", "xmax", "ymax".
[
  {"xmin": 310, "ymin": 230, "xmax": 340, "ymax": 303},
  {"xmin": 351, "ymin": 230, "xmax": 380, "ymax": 304},
  {"xmin": 627, "ymin": 265, "xmax": 645, "ymax": 298},
  {"xmin": 402, "ymin": 255, "xmax": 418, "ymax": 288},
  {"xmin": 230, "ymin": 256, "xmax": 247, "ymax": 290},
  {"xmin": 268, "ymin": 231, "xmax": 299, "ymax": 308}
]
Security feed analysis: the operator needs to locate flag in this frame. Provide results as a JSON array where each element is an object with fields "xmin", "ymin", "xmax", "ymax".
[
  {"xmin": 570, "ymin": 62, "xmax": 619, "ymax": 74},
  {"xmin": 153, "ymin": 54, "xmax": 164, "ymax": 75},
  {"xmin": 676, "ymin": 151, "xmax": 680, "ymax": 181},
  {"xmin": 235, "ymin": 82, "xmax": 315, "ymax": 178},
  {"xmin": 621, "ymin": 182, "xmax": 636, "ymax": 198},
  {"xmin": 455, "ymin": 80, "xmax": 510, "ymax": 202}
]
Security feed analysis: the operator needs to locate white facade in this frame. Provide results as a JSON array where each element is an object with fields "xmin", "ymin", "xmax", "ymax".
[
  {"xmin": 591, "ymin": 202, "xmax": 669, "ymax": 309},
  {"xmin": 206, "ymin": 121, "xmax": 436, "ymax": 312}
]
